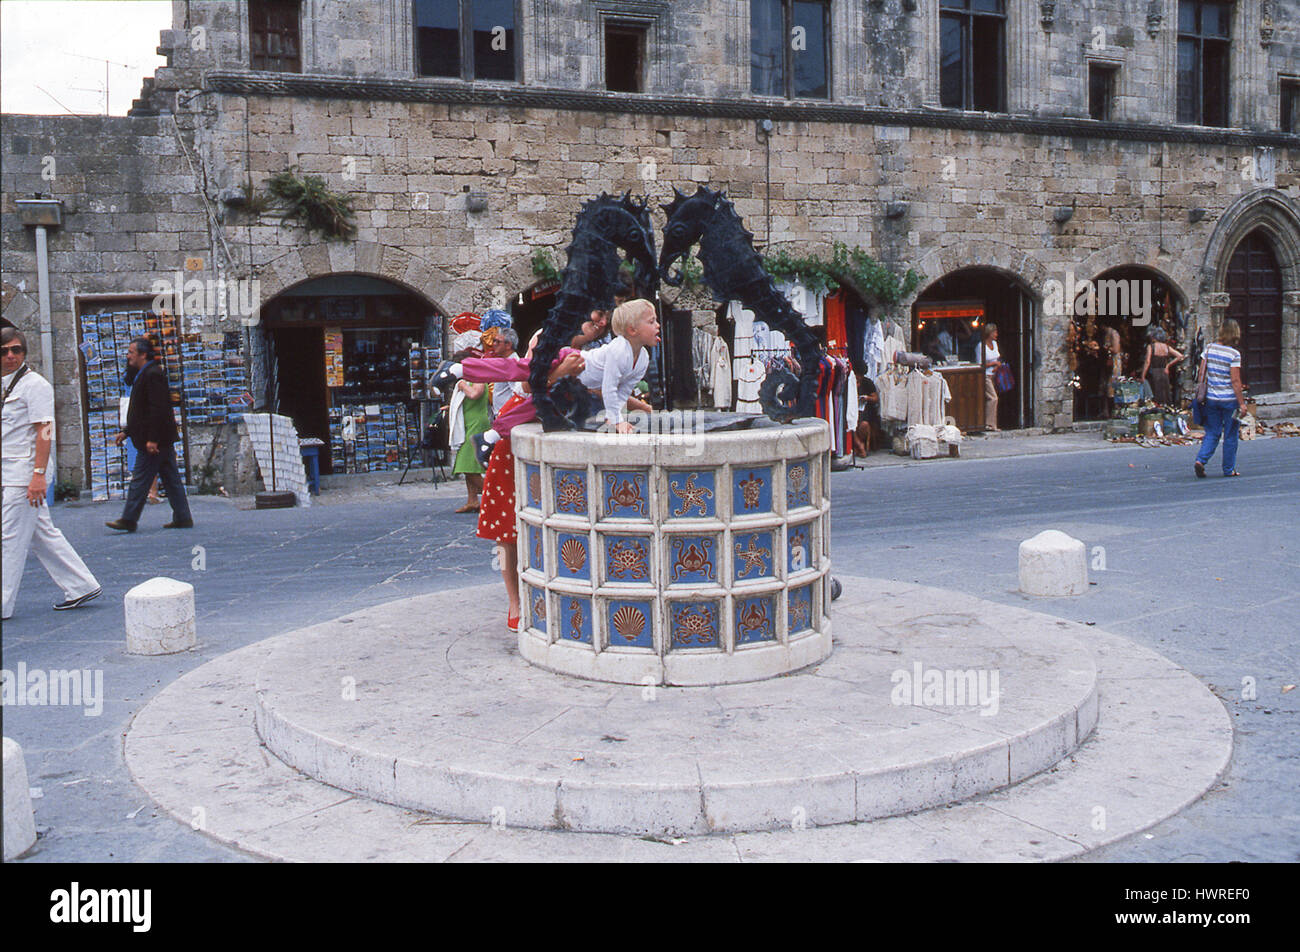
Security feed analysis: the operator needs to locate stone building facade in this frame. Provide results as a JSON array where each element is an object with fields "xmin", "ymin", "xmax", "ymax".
[{"xmin": 2, "ymin": 0, "xmax": 1298, "ymax": 487}]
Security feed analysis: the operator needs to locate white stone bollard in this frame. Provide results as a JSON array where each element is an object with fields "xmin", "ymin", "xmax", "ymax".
[
  {"xmin": 1019, "ymin": 530, "xmax": 1089, "ymax": 597},
  {"xmin": 125, "ymin": 577, "xmax": 196, "ymax": 654},
  {"xmin": 3, "ymin": 737, "xmax": 38, "ymax": 860}
]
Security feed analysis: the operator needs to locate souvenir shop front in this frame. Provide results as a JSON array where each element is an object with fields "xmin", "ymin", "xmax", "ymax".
[
  {"xmin": 260, "ymin": 274, "xmax": 444, "ymax": 475},
  {"xmin": 1068, "ymin": 268, "xmax": 1185, "ymax": 422},
  {"xmin": 912, "ymin": 268, "xmax": 1037, "ymax": 431}
]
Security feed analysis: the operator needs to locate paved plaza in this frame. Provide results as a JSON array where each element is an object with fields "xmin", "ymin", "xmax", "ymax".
[{"xmin": 3, "ymin": 432, "xmax": 1297, "ymax": 862}]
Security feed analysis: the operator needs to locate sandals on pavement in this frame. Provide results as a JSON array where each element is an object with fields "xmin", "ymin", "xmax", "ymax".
[
  {"xmin": 1194, "ymin": 461, "xmax": 1206, "ymax": 478},
  {"xmin": 453, "ymin": 502, "xmax": 480, "ymax": 513},
  {"xmin": 1225, "ymin": 470, "xmax": 1241, "ymax": 477}
]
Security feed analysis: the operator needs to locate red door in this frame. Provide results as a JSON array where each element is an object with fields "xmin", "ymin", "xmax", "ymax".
[{"xmin": 1226, "ymin": 230, "xmax": 1283, "ymax": 394}]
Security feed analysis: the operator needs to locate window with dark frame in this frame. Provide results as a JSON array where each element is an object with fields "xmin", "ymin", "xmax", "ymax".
[
  {"xmin": 939, "ymin": 0, "xmax": 1006, "ymax": 112},
  {"xmin": 415, "ymin": 0, "xmax": 517, "ymax": 82},
  {"xmin": 750, "ymin": 0, "xmax": 830, "ymax": 100},
  {"xmin": 250, "ymin": 0, "xmax": 302, "ymax": 73},
  {"xmin": 605, "ymin": 24, "xmax": 647, "ymax": 94},
  {"xmin": 1176, "ymin": 0, "xmax": 1232, "ymax": 127},
  {"xmin": 1282, "ymin": 79, "xmax": 1300, "ymax": 134},
  {"xmin": 1089, "ymin": 64, "xmax": 1118, "ymax": 120}
]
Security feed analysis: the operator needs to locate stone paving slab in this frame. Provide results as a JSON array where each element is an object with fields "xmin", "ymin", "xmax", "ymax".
[
  {"xmin": 248, "ymin": 579, "xmax": 1097, "ymax": 835},
  {"xmin": 122, "ymin": 576, "xmax": 1230, "ymax": 860}
]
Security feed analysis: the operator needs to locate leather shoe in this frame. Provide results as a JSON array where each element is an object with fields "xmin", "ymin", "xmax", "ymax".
[
  {"xmin": 105, "ymin": 519, "xmax": 136, "ymax": 532},
  {"xmin": 163, "ymin": 520, "xmax": 194, "ymax": 529}
]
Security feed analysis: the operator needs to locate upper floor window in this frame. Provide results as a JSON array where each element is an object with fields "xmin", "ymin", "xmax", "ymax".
[
  {"xmin": 939, "ymin": 0, "xmax": 1006, "ymax": 111},
  {"xmin": 1177, "ymin": 1, "xmax": 1231, "ymax": 126},
  {"xmin": 606, "ymin": 23, "xmax": 647, "ymax": 93},
  {"xmin": 415, "ymin": 0, "xmax": 516, "ymax": 81},
  {"xmin": 250, "ymin": 0, "xmax": 301, "ymax": 73},
  {"xmin": 1280, "ymin": 78, "xmax": 1299, "ymax": 134},
  {"xmin": 751, "ymin": 0, "xmax": 830, "ymax": 99},
  {"xmin": 1089, "ymin": 64, "xmax": 1118, "ymax": 121}
]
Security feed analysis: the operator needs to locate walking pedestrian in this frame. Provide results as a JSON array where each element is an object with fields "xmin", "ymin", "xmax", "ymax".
[
  {"xmin": 1194, "ymin": 319, "xmax": 1248, "ymax": 479},
  {"xmin": 977, "ymin": 323, "xmax": 1003, "ymax": 431},
  {"xmin": 105, "ymin": 337, "xmax": 194, "ymax": 531},
  {"xmin": 2, "ymin": 327, "xmax": 101, "ymax": 619}
]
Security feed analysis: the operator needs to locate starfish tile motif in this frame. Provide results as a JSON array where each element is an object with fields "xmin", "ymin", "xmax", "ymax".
[
  {"xmin": 734, "ymin": 534, "xmax": 772, "ymax": 577},
  {"xmin": 670, "ymin": 472, "xmax": 714, "ymax": 517}
]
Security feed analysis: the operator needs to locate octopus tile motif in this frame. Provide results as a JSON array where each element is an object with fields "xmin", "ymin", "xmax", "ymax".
[
  {"xmin": 603, "ymin": 470, "xmax": 649, "ymax": 518},
  {"xmin": 607, "ymin": 599, "xmax": 653, "ymax": 649},
  {"xmin": 734, "ymin": 594, "xmax": 776, "ymax": 644},
  {"xmin": 554, "ymin": 469, "xmax": 588, "ymax": 516},
  {"xmin": 669, "ymin": 535, "xmax": 717, "ymax": 585},
  {"xmin": 669, "ymin": 600, "xmax": 721, "ymax": 649},
  {"xmin": 667, "ymin": 470, "xmax": 716, "ymax": 518}
]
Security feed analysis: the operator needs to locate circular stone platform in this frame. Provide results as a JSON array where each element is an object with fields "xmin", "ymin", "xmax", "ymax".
[{"xmin": 252, "ymin": 578, "xmax": 1098, "ymax": 836}]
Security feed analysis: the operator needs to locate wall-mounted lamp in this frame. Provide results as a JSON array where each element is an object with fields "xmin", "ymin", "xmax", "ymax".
[
  {"xmin": 885, "ymin": 201, "xmax": 909, "ymax": 219},
  {"xmin": 466, "ymin": 191, "xmax": 489, "ymax": 214},
  {"xmin": 1052, "ymin": 205, "xmax": 1074, "ymax": 224},
  {"xmin": 1189, "ymin": 208, "xmax": 1208, "ymax": 223}
]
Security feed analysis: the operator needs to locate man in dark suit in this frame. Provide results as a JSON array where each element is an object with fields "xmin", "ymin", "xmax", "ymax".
[{"xmin": 106, "ymin": 338, "xmax": 193, "ymax": 532}]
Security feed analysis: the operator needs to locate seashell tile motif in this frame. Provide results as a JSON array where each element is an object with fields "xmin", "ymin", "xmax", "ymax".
[
  {"xmin": 556, "ymin": 533, "xmax": 590, "ymax": 580},
  {"xmin": 529, "ymin": 586, "xmax": 547, "ymax": 635},
  {"xmin": 607, "ymin": 600, "xmax": 653, "ymax": 648},
  {"xmin": 524, "ymin": 465, "xmax": 542, "ymax": 510}
]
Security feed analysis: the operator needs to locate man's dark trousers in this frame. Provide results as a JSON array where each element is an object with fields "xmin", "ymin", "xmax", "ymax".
[{"xmin": 120, "ymin": 444, "xmax": 192, "ymax": 527}]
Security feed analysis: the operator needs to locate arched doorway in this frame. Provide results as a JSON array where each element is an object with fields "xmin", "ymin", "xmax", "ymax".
[
  {"xmin": 913, "ymin": 268, "xmax": 1036, "ymax": 430},
  {"xmin": 260, "ymin": 273, "xmax": 445, "ymax": 475},
  {"xmin": 1226, "ymin": 230, "xmax": 1284, "ymax": 394},
  {"xmin": 1069, "ymin": 267, "xmax": 1187, "ymax": 420}
]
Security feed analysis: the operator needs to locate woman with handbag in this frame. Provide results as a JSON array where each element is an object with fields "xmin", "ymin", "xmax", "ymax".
[
  {"xmin": 1193, "ymin": 319, "xmax": 1248, "ymax": 478},
  {"xmin": 977, "ymin": 323, "xmax": 1005, "ymax": 432}
]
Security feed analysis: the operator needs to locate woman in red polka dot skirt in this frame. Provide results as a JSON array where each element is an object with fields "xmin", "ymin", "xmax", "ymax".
[{"xmin": 476, "ymin": 389, "xmax": 528, "ymax": 631}]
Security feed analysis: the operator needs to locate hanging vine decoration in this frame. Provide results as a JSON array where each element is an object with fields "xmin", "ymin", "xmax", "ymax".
[
  {"xmin": 531, "ymin": 248, "xmax": 562, "ymax": 282},
  {"xmin": 763, "ymin": 241, "xmax": 922, "ymax": 305}
]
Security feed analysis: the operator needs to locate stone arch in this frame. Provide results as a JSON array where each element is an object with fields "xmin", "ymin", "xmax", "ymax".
[
  {"xmin": 1199, "ymin": 188, "xmax": 1300, "ymax": 393},
  {"xmin": 255, "ymin": 242, "xmax": 459, "ymax": 315},
  {"xmin": 1202, "ymin": 188, "xmax": 1300, "ymax": 294},
  {"xmin": 468, "ymin": 254, "xmax": 553, "ymax": 313},
  {"xmin": 1075, "ymin": 246, "xmax": 1194, "ymax": 310},
  {"xmin": 914, "ymin": 238, "xmax": 1051, "ymax": 303}
]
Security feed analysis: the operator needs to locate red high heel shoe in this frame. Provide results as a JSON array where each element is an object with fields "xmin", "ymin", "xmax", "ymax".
[{"xmin": 507, "ymin": 612, "xmax": 521, "ymax": 633}]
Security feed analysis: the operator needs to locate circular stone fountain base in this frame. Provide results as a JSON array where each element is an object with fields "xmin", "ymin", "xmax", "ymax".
[{"xmin": 252, "ymin": 578, "xmax": 1098, "ymax": 837}]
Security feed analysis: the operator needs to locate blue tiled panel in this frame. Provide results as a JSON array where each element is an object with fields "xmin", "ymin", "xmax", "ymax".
[
  {"xmin": 554, "ymin": 468, "xmax": 588, "ymax": 517},
  {"xmin": 786, "ymin": 522, "xmax": 814, "ymax": 574},
  {"xmin": 667, "ymin": 469, "xmax": 716, "ymax": 518},
  {"xmin": 788, "ymin": 584, "xmax": 814, "ymax": 634},
  {"xmin": 733, "ymin": 466, "xmax": 773, "ymax": 515},
  {"xmin": 560, "ymin": 595, "xmax": 593, "ymax": 644},
  {"xmin": 669, "ymin": 600, "xmax": 721, "ymax": 650},
  {"xmin": 607, "ymin": 599, "xmax": 654, "ymax": 649},
  {"xmin": 668, "ymin": 535, "xmax": 718, "ymax": 585},
  {"xmin": 733, "ymin": 530, "xmax": 775, "ymax": 581},
  {"xmin": 528, "ymin": 524, "xmax": 544, "ymax": 573},
  {"xmin": 786, "ymin": 458, "xmax": 813, "ymax": 509},
  {"xmin": 524, "ymin": 464, "xmax": 542, "ymax": 510},
  {"xmin": 529, "ymin": 585, "xmax": 547, "ymax": 636},
  {"xmin": 556, "ymin": 531, "xmax": 591, "ymax": 581},
  {"xmin": 604, "ymin": 534, "xmax": 653, "ymax": 584},
  {"xmin": 603, "ymin": 470, "xmax": 649, "ymax": 518},
  {"xmin": 735, "ymin": 594, "xmax": 776, "ymax": 644}
]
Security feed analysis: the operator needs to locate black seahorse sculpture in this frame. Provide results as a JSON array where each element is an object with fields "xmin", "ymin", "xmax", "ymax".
[
  {"xmin": 529, "ymin": 192, "xmax": 659, "ymax": 431},
  {"xmin": 659, "ymin": 186, "xmax": 823, "ymax": 422}
]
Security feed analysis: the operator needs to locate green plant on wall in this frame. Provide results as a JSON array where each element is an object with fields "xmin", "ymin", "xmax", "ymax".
[
  {"xmin": 263, "ymin": 168, "xmax": 357, "ymax": 241},
  {"xmin": 764, "ymin": 241, "xmax": 921, "ymax": 305},
  {"xmin": 531, "ymin": 248, "xmax": 561, "ymax": 282}
]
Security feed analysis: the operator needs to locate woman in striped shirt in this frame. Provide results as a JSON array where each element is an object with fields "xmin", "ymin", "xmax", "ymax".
[{"xmin": 1194, "ymin": 319, "xmax": 1248, "ymax": 478}]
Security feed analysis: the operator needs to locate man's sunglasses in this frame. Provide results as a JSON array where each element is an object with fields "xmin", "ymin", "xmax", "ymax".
[{"xmin": 1, "ymin": 345, "xmax": 26, "ymax": 355}]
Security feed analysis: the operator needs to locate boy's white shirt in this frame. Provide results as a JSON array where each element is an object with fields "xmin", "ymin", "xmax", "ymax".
[{"xmin": 578, "ymin": 335, "xmax": 648, "ymax": 424}]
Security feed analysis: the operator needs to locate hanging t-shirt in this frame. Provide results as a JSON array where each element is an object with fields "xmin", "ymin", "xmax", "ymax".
[{"xmin": 824, "ymin": 292, "xmax": 848, "ymax": 356}]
